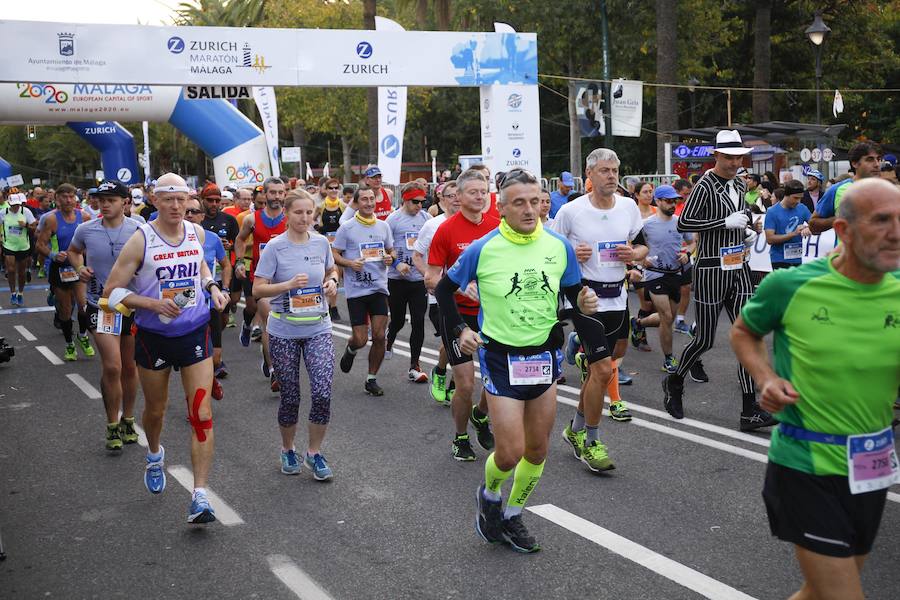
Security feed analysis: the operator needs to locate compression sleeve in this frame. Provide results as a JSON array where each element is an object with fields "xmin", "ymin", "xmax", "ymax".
[{"xmin": 435, "ymin": 275, "xmax": 464, "ymax": 333}]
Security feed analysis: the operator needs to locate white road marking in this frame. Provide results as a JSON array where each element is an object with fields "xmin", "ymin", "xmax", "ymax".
[
  {"xmin": 13, "ymin": 325, "xmax": 36, "ymax": 341},
  {"xmin": 529, "ymin": 504, "xmax": 759, "ymax": 600},
  {"xmin": 132, "ymin": 422, "xmax": 149, "ymax": 448},
  {"xmin": 66, "ymin": 374, "xmax": 101, "ymax": 399},
  {"xmin": 35, "ymin": 345, "xmax": 63, "ymax": 365},
  {"xmin": 0, "ymin": 306, "xmax": 55, "ymax": 316},
  {"xmin": 166, "ymin": 465, "xmax": 245, "ymax": 526},
  {"xmin": 267, "ymin": 554, "xmax": 334, "ymax": 600},
  {"xmin": 331, "ymin": 330, "xmax": 900, "ymax": 505}
]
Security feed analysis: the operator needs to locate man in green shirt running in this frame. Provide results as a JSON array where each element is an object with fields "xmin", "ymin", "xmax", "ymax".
[
  {"xmin": 731, "ymin": 178, "xmax": 900, "ymax": 600},
  {"xmin": 435, "ymin": 169, "xmax": 601, "ymax": 553}
]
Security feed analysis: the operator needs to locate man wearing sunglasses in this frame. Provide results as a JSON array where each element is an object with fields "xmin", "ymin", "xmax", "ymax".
[
  {"xmin": 435, "ymin": 168, "xmax": 600, "ymax": 553},
  {"xmin": 385, "ymin": 181, "xmax": 432, "ymax": 384}
]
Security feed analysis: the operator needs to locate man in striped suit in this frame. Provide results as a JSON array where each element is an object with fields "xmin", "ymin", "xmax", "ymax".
[{"xmin": 662, "ymin": 130, "xmax": 776, "ymax": 431}]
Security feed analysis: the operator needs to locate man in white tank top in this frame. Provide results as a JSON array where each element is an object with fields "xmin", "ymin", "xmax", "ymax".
[{"xmin": 103, "ymin": 173, "xmax": 228, "ymax": 525}]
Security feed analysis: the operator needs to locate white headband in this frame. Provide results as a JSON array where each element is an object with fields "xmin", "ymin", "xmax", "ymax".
[{"xmin": 155, "ymin": 184, "xmax": 191, "ymax": 193}]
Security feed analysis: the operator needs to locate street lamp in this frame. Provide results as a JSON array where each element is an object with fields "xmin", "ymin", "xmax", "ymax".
[
  {"xmin": 805, "ymin": 11, "xmax": 831, "ymax": 126},
  {"xmin": 687, "ymin": 77, "xmax": 699, "ymax": 129}
]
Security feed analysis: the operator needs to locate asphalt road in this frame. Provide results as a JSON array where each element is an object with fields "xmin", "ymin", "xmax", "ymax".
[{"xmin": 1, "ymin": 283, "xmax": 898, "ymax": 599}]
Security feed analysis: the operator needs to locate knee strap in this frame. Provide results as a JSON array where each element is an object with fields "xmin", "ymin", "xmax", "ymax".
[{"xmin": 188, "ymin": 388, "xmax": 213, "ymax": 442}]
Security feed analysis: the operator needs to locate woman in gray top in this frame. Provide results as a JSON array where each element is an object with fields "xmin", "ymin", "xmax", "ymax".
[{"xmin": 253, "ymin": 190, "xmax": 339, "ymax": 481}]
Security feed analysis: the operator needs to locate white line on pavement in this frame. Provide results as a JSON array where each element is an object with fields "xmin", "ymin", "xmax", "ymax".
[
  {"xmin": 266, "ymin": 554, "xmax": 334, "ymax": 600},
  {"xmin": 330, "ymin": 330, "xmax": 900, "ymax": 505},
  {"xmin": 167, "ymin": 465, "xmax": 245, "ymax": 526},
  {"xmin": 66, "ymin": 373, "xmax": 101, "ymax": 399},
  {"xmin": 13, "ymin": 325, "xmax": 36, "ymax": 341},
  {"xmin": 528, "ymin": 504, "xmax": 759, "ymax": 600},
  {"xmin": 35, "ymin": 345, "xmax": 63, "ymax": 365},
  {"xmin": 0, "ymin": 306, "xmax": 55, "ymax": 316}
]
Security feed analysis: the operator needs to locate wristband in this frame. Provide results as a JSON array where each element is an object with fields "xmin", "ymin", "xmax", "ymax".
[
  {"xmin": 107, "ymin": 288, "xmax": 135, "ymax": 316},
  {"xmin": 76, "ymin": 265, "xmax": 88, "ymax": 274}
]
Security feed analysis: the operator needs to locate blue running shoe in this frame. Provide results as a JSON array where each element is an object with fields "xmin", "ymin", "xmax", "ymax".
[
  {"xmin": 144, "ymin": 447, "xmax": 166, "ymax": 494},
  {"xmin": 239, "ymin": 322, "xmax": 251, "ymax": 347},
  {"xmin": 9, "ymin": 293, "xmax": 17, "ymax": 306},
  {"xmin": 304, "ymin": 453, "xmax": 334, "ymax": 481},
  {"xmin": 564, "ymin": 331, "xmax": 580, "ymax": 366},
  {"xmin": 281, "ymin": 449, "xmax": 301, "ymax": 475},
  {"xmin": 15, "ymin": 293, "xmax": 23, "ymax": 306},
  {"xmin": 187, "ymin": 490, "xmax": 216, "ymax": 524}
]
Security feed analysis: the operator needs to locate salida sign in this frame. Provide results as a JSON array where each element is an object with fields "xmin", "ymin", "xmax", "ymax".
[{"xmin": 182, "ymin": 85, "xmax": 251, "ymax": 100}]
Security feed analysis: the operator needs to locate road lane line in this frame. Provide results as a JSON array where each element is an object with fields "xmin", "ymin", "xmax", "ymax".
[
  {"xmin": 13, "ymin": 325, "xmax": 36, "ymax": 341},
  {"xmin": 0, "ymin": 306, "xmax": 55, "ymax": 316},
  {"xmin": 528, "ymin": 504, "xmax": 759, "ymax": 600},
  {"xmin": 267, "ymin": 554, "xmax": 334, "ymax": 600},
  {"xmin": 331, "ymin": 330, "xmax": 900, "ymax": 504},
  {"xmin": 35, "ymin": 345, "xmax": 63, "ymax": 365},
  {"xmin": 167, "ymin": 465, "xmax": 245, "ymax": 526},
  {"xmin": 66, "ymin": 374, "xmax": 101, "ymax": 399}
]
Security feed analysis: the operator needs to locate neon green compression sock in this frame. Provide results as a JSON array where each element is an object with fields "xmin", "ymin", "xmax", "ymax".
[
  {"xmin": 483, "ymin": 452, "xmax": 513, "ymax": 500},
  {"xmin": 505, "ymin": 458, "xmax": 545, "ymax": 518}
]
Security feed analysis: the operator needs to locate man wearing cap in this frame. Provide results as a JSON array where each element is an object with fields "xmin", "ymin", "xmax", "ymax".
[
  {"xmin": 802, "ymin": 170, "xmax": 824, "ymax": 213},
  {"xmin": 66, "ymin": 180, "xmax": 142, "ymax": 451},
  {"xmin": 1, "ymin": 191, "xmax": 37, "ymax": 305},
  {"xmin": 549, "ymin": 172, "xmax": 576, "ymax": 219},
  {"xmin": 764, "ymin": 180, "xmax": 812, "ymax": 270},
  {"xmin": 744, "ymin": 173, "xmax": 761, "ymax": 206},
  {"xmin": 630, "ymin": 185, "xmax": 696, "ymax": 373},
  {"xmin": 810, "ymin": 141, "xmax": 882, "ymax": 234},
  {"xmin": 662, "ymin": 130, "xmax": 775, "ymax": 431},
  {"xmin": 363, "ymin": 166, "xmax": 394, "ymax": 221}
]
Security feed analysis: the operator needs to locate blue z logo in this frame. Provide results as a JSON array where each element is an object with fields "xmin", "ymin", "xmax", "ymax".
[
  {"xmin": 168, "ymin": 37, "xmax": 185, "ymax": 54},
  {"xmin": 356, "ymin": 42, "xmax": 373, "ymax": 59}
]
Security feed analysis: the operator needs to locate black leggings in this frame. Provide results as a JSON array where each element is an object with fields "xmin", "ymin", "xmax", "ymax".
[{"xmin": 386, "ymin": 278, "xmax": 427, "ymax": 367}]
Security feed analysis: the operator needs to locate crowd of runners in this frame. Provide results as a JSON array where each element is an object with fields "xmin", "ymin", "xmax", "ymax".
[{"xmin": 1, "ymin": 132, "xmax": 898, "ymax": 599}]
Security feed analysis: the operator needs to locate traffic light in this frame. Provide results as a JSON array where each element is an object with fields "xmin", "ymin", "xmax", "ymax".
[{"xmin": 26, "ymin": 125, "xmax": 36, "ymax": 140}]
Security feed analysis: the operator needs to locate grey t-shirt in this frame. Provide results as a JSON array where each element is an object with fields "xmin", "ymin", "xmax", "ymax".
[
  {"xmin": 69, "ymin": 217, "xmax": 142, "ymax": 306},
  {"xmin": 641, "ymin": 215, "xmax": 694, "ymax": 281},
  {"xmin": 385, "ymin": 208, "xmax": 431, "ymax": 281},
  {"xmin": 332, "ymin": 218, "xmax": 393, "ymax": 299},
  {"xmin": 254, "ymin": 232, "xmax": 334, "ymax": 340}
]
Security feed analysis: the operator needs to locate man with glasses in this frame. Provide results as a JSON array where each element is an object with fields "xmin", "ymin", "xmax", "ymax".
[
  {"xmin": 553, "ymin": 148, "xmax": 649, "ymax": 472},
  {"xmin": 385, "ymin": 181, "xmax": 432, "ymax": 384},
  {"xmin": 316, "ymin": 178, "xmax": 346, "ymax": 321},
  {"xmin": 414, "ymin": 181, "xmax": 460, "ymax": 404},
  {"xmin": 101, "ymin": 172, "xmax": 228, "ymax": 524},
  {"xmin": 362, "ymin": 166, "xmax": 394, "ymax": 221},
  {"xmin": 186, "ymin": 196, "xmax": 231, "ymax": 400},
  {"xmin": 235, "ymin": 177, "xmax": 287, "ymax": 392},
  {"xmin": 435, "ymin": 168, "xmax": 600, "ymax": 552},
  {"xmin": 66, "ymin": 180, "xmax": 141, "ymax": 451},
  {"xmin": 427, "ymin": 169, "xmax": 497, "ymax": 461}
]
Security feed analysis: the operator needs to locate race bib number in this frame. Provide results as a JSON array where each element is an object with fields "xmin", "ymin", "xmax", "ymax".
[
  {"xmin": 405, "ymin": 232, "xmax": 418, "ymax": 250},
  {"xmin": 8, "ymin": 225, "xmax": 23, "ymax": 236},
  {"xmin": 97, "ymin": 310, "xmax": 123, "ymax": 336},
  {"xmin": 783, "ymin": 242, "xmax": 802, "ymax": 260},
  {"xmin": 507, "ymin": 351, "xmax": 553, "ymax": 386},
  {"xmin": 159, "ymin": 278, "xmax": 198, "ymax": 308},
  {"xmin": 289, "ymin": 286, "xmax": 324, "ymax": 314},
  {"xmin": 719, "ymin": 244, "xmax": 744, "ymax": 271},
  {"xmin": 360, "ymin": 241, "xmax": 385, "ymax": 262},
  {"xmin": 597, "ymin": 241, "xmax": 627, "ymax": 268},
  {"xmin": 59, "ymin": 266, "xmax": 80, "ymax": 283},
  {"xmin": 847, "ymin": 427, "xmax": 900, "ymax": 495}
]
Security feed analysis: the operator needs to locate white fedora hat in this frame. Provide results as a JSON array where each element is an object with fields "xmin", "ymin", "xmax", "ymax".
[{"xmin": 714, "ymin": 129, "xmax": 751, "ymax": 155}]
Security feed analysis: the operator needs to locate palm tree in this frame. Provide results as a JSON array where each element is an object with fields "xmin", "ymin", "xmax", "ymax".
[{"xmin": 174, "ymin": 0, "xmax": 267, "ymax": 27}]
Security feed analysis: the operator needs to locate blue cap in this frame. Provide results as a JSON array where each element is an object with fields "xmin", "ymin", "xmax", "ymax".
[
  {"xmin": 805, "ymin": 169, "xmax": 824, "ymax": 182},
  {"xmin": 884, "ymin": 154, "xmax": 897, "ymax": 166},
  {"xmin": 364, "ymin": 166, "xmax": 382, "ymax": 178},
  {"xmin": 653, "ymin": 184, "xmax": 680, "ymax": 200},
  {"xmin": 560, "ymin": 171, "xmax": 575, "ymax": 187},
  {"xmin": 87, "ymin": 187, "xmax": 98, "ymax": 196}
]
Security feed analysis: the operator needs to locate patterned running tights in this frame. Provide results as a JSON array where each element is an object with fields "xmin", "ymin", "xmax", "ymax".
[{"xmin": 270, "ymin": 332, "xmax": 335, "ymax": 427}]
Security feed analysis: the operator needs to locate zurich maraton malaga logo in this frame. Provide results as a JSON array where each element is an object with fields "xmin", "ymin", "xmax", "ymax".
[
  {"xmin": 507, "ymin": 93, "xmax": 523, "ymax": 109},
  {"xmin": 381, "ymin": 135, "xmax": 400, "ymax": 159},
  {"xmin": 356, "ymin": 42, "xmax": 373, "ymax": 59}
]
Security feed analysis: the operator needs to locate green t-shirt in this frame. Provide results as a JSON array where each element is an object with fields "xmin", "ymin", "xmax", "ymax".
[
  {"xmin": 745, "ymin": 188, "xmax": 760, "ymax": 205},
  {"xmin": 447, "ymin": 227, "xmax": 582, "ymax": 348},
  {"xmin": 1, "ymin": 207, "xmax": 34, "ymax": 252},
  {"xmin": 741, "ymin": 256, "xmax": 900, "ymax": 476}
]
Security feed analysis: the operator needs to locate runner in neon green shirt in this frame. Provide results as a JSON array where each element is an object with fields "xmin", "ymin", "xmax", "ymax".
[
  {"xmin": 731, "ymin": 178, "xmax": 900, "ymax": 598},
  {"xmin": 435, "ymin": 169, "xmax": 602, "ymax": 553}
]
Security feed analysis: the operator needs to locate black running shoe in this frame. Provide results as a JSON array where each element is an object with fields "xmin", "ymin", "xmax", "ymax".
[
  {"xmin": 501, "ymin": 515, "xmax": 540, "ymax": 553},
  {"xmin": 339, "ymin": 346, "xmax": 355, "ymax": 373},
  {"xmin": 469, "ymin": 408, "xmax": 495, "ymax": 451},
  {"xmin": 475, "ymin": 485, "xmax": 504, "ymax": 544},
  {"xmin": 740, "ymin": 406, "xmax": 777, "ymax": 431},
  {"xmin": 689, "ymin": 360, "xmax": 709, "ymax": 383},
  {"xmin": 663, "ymin": 375, "xmax": 685, "ymax": 419},
  {"xmin": 452, "ymin": 434, "xmax": 476, "ymax": 461},
  {"xmin": 364, "ymin": 378, "xmax": 384, "ymax": 396}
]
